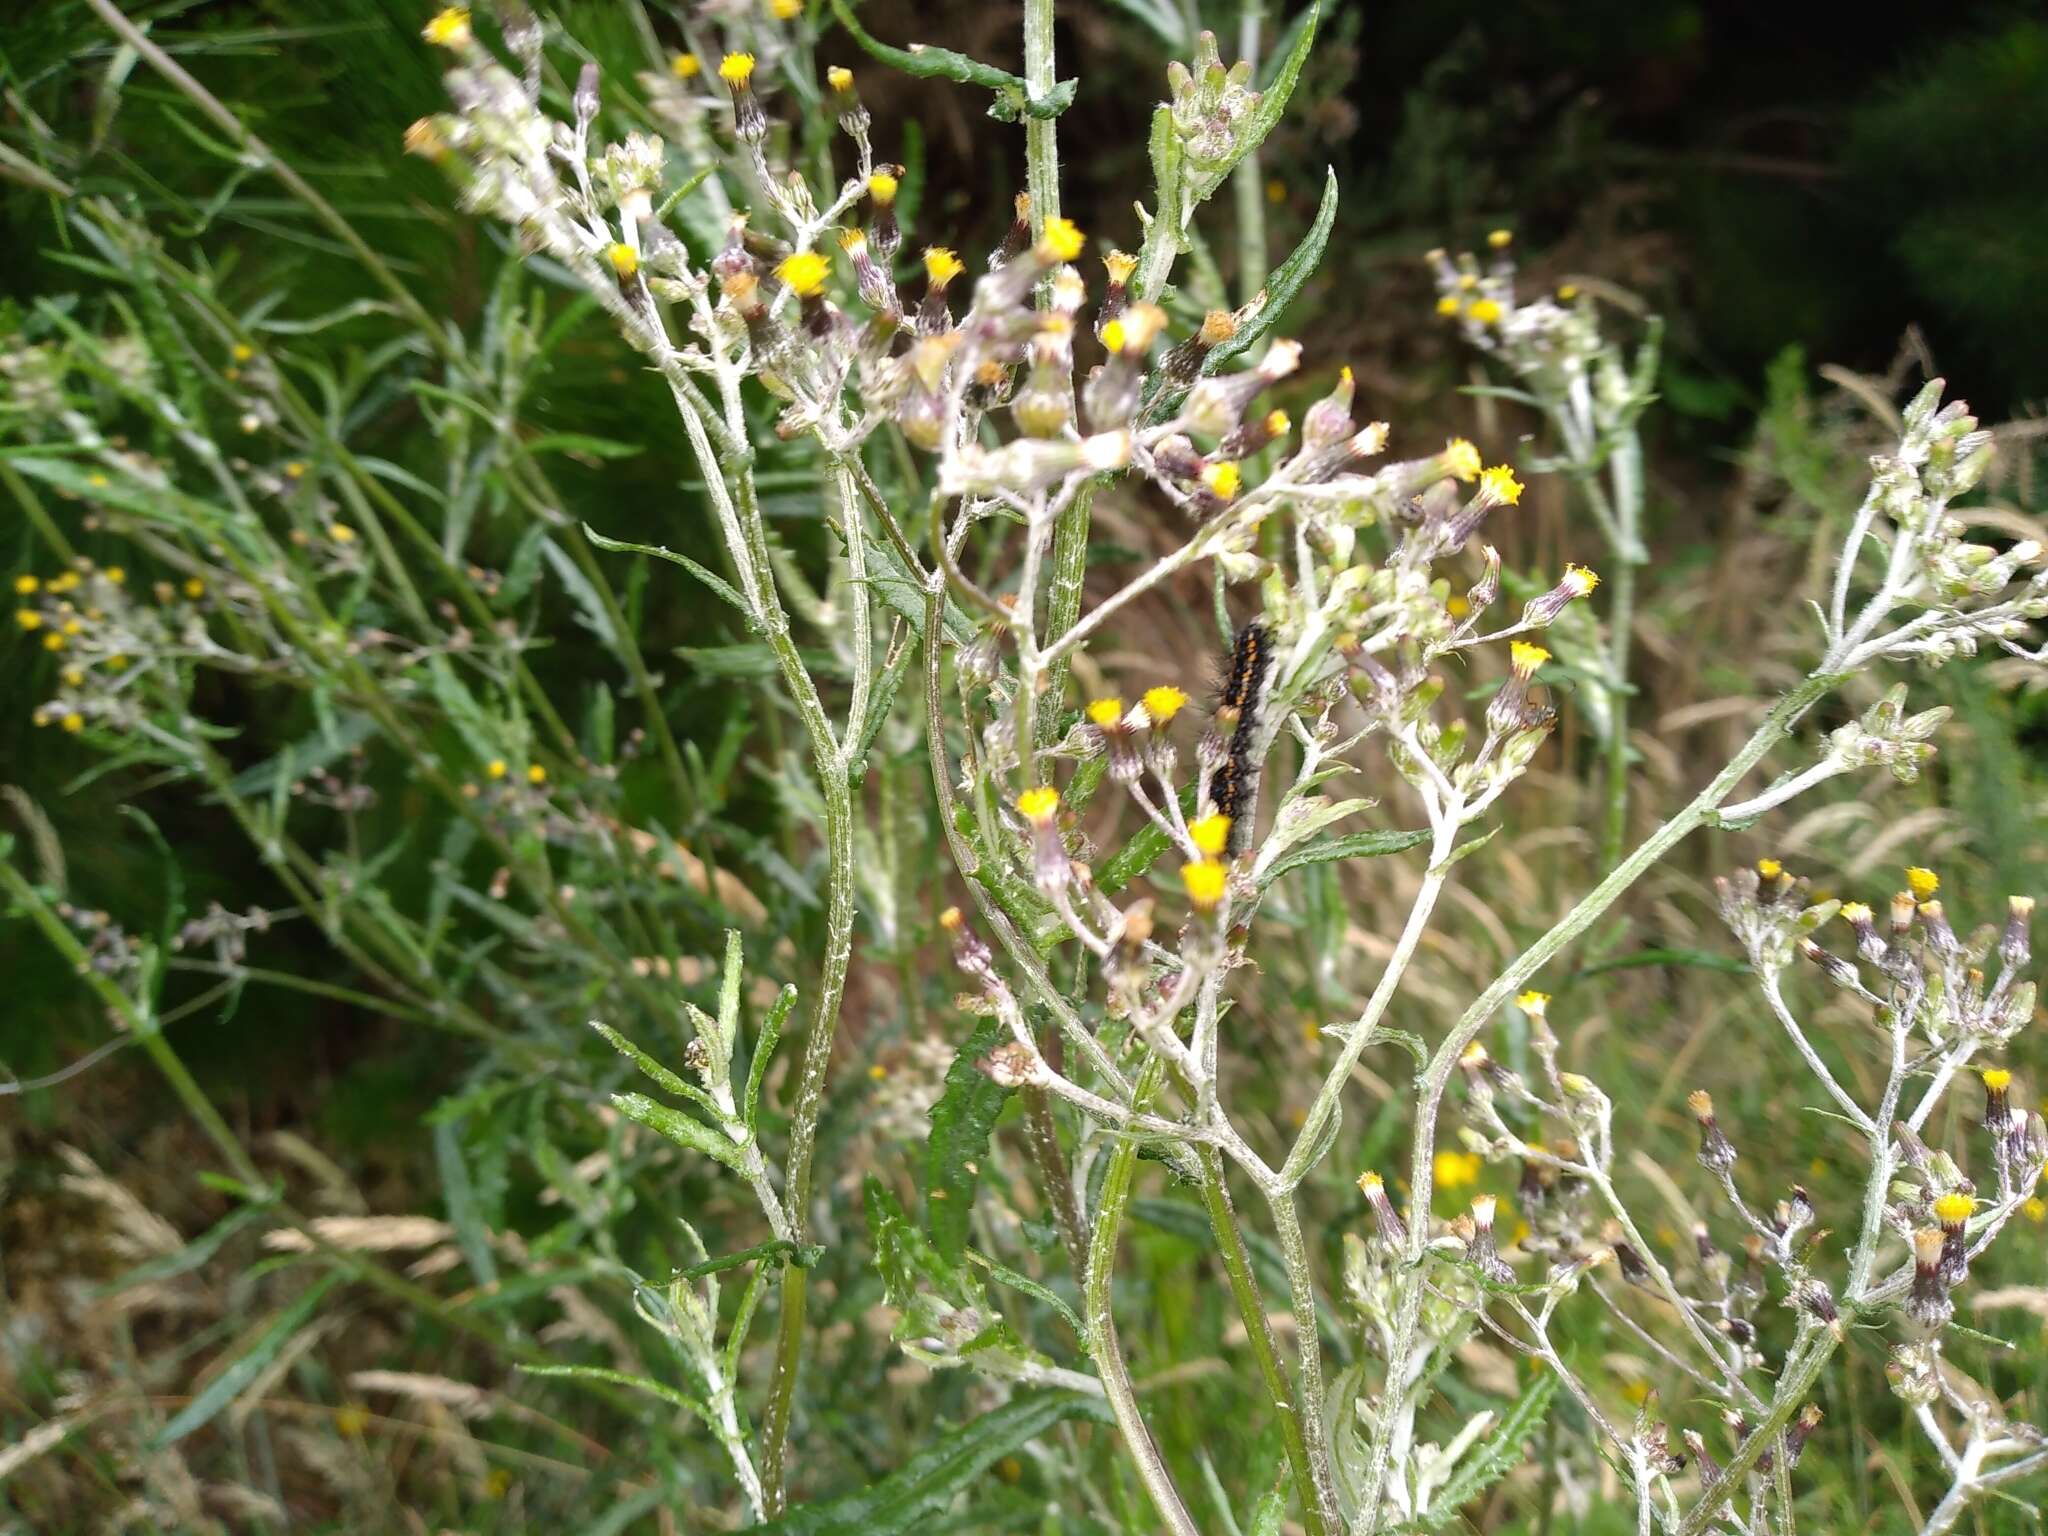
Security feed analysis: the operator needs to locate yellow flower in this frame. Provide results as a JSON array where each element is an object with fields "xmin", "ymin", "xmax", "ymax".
[
  {"xmin": 1441, "ymin": 438, "xmax": 1482, "ymax": 483},
  {"xmin": 1433, "ymin": 1149, "xmax": 1483, "ymax": 1190},
  {"xmin": 1466, "ymin": 297, "xmax": 1504, "ymax": 325},
  {"xmin": 1182, "ymin": 859, "xmax": 1228, "ymax": 911},
  {"xmin": 719, "ymin": 52, "xmax": 757, "ymax": 87},
  {"xmin": 606, "ymin": 242, "xmax": 639, "ymax": 279},
  {"xmin": 1563, "ymin": 562, "xmax": 1600, "ymax": 595},
  {"xmin": 527, "ymin": 763, "xmax": 547, "ymax": 785},
  {"xmin": 1932, "ymin": 1191, "xmax": 1975, "ymax": 1227},
  {"xmin": 1446, "ymin": 594, "xmax": 1470, "ymax": 619},
  {"xmin": 1039, "ymin": 217, "xmax": 1086, "ymax": 262},
  {"xmin": 231, "ymin": 342, "xmax": 255, "ymax": 363},
  {"xmin": 827, "ymin": 65, "xmax": 854, "ymax": 93},
  {"xmin": 1557, "ymin": 283, "xmax": 1579, "ymax": 301},
  {"xmin": 105, "ymin": 654, "xmax": 126, "ymax": 671},
  {"xmin": 1757, "ymin": 857, "xmax": 1783, "ymax": 880},
  {"xmin": 1904, "ymin": 866, "xmax": 1939, "ymax": 901},
  {"xmin": 1016, "ymin": 786, "xmax": 1060, "ymax": 824},
  {"xmin": 1480, "ymin": 464, "xmax": 1524, "ymax": 506},
  {"xmin": 769, "ymin": 0, "xmax": 802, "ymax": 18},
  {"xmin": 2024, "ymin": 1197, "xmax": 2045, "ymax": 1223},
  {"xmin": 42, "ymin": 632, "xmax": 64, "ymax": 651},
  {"xmin": 329, "ymin": 523, "xmax": 356, "ymax": 544},
  {"xmin": 1141, "ymin": 685, "xmax": 1188, "ymax": 725},
  {"xmin": 1188, "ymin": 813, "xmax": 1231, "ymax": 858},
  {"xmin": 1265, "ymin": 408, "xmax": 1292, "ymax": 438},
  {"xmin": 1488, "ymin": 228, "xmax": 1513, "ymax": 248},
  {"xmin": 15, "ymin": 575, "xmax": 38, "ymax": 595},
  {"xmin": 1509, "ymin": 640, "xmax": 1550, "ymax": 678},
  {"xmin": 16, "ymin": 608, "xmax": 42, "ymax": 630},
  {"xmin": 61, "ymin": 711, "xmax": 84, "ymax": 733},
  {"xmin": 1104, "ymin": 250, "xmax": 1139, "ymax": 286},
  {"xmin": 776, "ymin": 250, "xmax": 831, "ymax": 298},
  {"xmin": 1100, "ymin": 317, "xmax": 1127, "ymax": 354},
  {"xmin": 1983, "ymin": 1067, "xmax": 2013, "ymax": 1091},
  {"xmin": 103, "ymin": 566, "xmax": 125, "ymax": 584},
  {"xmin": 184, "ymin": 577, "xmax": 206, "ymax": 599},
  {"xmin": 923, "ymin": 246, "xmax": 964, "ymax": 286},
  {"xmin": 1435, "ymin": 294, "xmax": 1462, "ymax": 317},
  {"xmin": 1515, "ymin": 989, "xmax": 1549, "ymax": 1016},
  {"xmin": 865, "ymin": 168, "xmax": 899, "ymax": 204},
  {"xmin": 671, "ymin": 52, "xmax": 701, "ymax": 79},
  {"xmin": 1085, "ymin": 697, "xmax": 1125, "ymax": 728},
  {"xmin": 423, "ymin": 7, "xmax": 471, "ymax": 47},
  {"xmin": 486, "ymin": 759, "xmax": 508, "ymax": 780},
  {"xmin": 1201, "ymin": 460, "xmax": 1242, "ymax": 502}
]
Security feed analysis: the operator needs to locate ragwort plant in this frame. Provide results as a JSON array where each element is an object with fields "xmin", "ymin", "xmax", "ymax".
[{"xmin": 6, "ymin": 1, "xmax": 2048, "ymax": 1531}]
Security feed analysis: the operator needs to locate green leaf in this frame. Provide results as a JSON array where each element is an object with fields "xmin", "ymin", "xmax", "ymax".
[
  {"xmin": 745, "ymin": 984, "xmax": 798, "ymax": 1128},
  {"xmin": 677, "ymin": 1237, "xmax": 824, "ymax": 1280},
  {"xmin": 99, "ymin": 1200, "xmax": 274, "ymax": 1298},
  {"xmin": 1260, "ymin": 827, "xmax": 1430, "ymax": 884},
  {"xmin": 519, "ymin": 1362, "xmax": 709, "ymax": 1422},
  {"xmin": 434, "ymin": 1119, "xmax": 499, "ymax": 1290},
  {"xmin": 525, "ymin": 433, "xmax": 644, "ymax": 460},
  {"xmin": 964, "ymin": 1247, "xmax": 1083, "ymax": 1338},
  {"xmin": 925, "ymin": 1014, "xmax": 1016, "ymax": 1262},
  {"xmin": 1402, "ymin": 1373, "xmax": 1559, "ymax": 1532},
  {"xmin": 829, "ymin": 0, "xmax": 1074, "ymax": 121},
  {"xmin": 584, "ymin": 520, "xmax": 748, "ymax": 613},
  {"xmin": 744, "ymin": 1390, "xmax": 1111, "ymax": 1533},
  {"xmin": 150, "ymin": 1273, "xmax": 340, "ymax": 1448},
  {"xmin": 611, "ymin": 1092, "xmax": 749, "ymax": 1174},
  {"xmin": 427, "ymin": 657, "xmax": 498, "ymax": 767},
  {"xmin": 1564, "ymin": 948, "xmax": 1751, "ymax": 988}
]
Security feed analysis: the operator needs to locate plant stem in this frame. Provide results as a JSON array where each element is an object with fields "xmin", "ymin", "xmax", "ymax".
[
  {"xmin": 1231, "ymin": 0, "xmax": 1268, "ymax": 303},
  {"xmin": 1086, "ymin": 1059, "xmax": 1202, "ymax": 1536},
  {"xmin": 1601, "ymin": 542, "xmax": 1637, "ymax": 869},
  {"xmin": 1197, "ymin": 1149, "xmax": 1327, "ymax": 1536}
]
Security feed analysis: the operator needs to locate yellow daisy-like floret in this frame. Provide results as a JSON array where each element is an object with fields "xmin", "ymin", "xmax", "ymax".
[
  {"xmin": 1932, "ymin": 1191, "xmax": 1974, "ymax": 1226},
  {"xmin": 1480, "ymin": 464, "xmax": 1525, "ymax": 506},
  {"xmin": 720, "ymin": 52, "xmax": 757, "ymax": 86},
  {"xmin": 1434, "ymin": 1149, "xmax": 1482, "ymax": 1188},
  {"xmin": 1142, "ymin": 685, "xmax": 1188, "ymax": 725},
  {"xmin": 1563, "ymin": 562, "xmax": 1599, "ymax": 594},
  {"xmin": 776, "ymin": 250, "xmax": 831, "ymax": 298},
  {"xmin": 1182, "ymin": 859, "xmax": 1228, "ymax": 911},
  {"xmin": 1039, "ymin": 217, "xmax": 1086, "ymax": 262},
  {"xmin": 1904, "ymin": 866, "xmax": 1940, "ymax": 901},
  {"xmin": 1104, "ymin": 250, "xmax": 1139, "ymax": 285},
  {"xmin": 1100, "ymin": 317, "xmax": 1128, "ymax": 353},
  {"xmin": 527, "ymin": 764, "xmax": 548, "ymax": 785},
  {"xmin": 1509, "ymin": 640, "xmax": 1550, "ymax": 677},
  {"xmin": 61, "ymin": 711, "xmax": 84, "ymax": 733},
  {"xmin": 1201, "ymin": 460, "xmax": 1242, "ymax": 501},
  {"xmin": 1557, "ymin": 283, "xmax": 1580, "ymax": 301},
  {"xmin": 486, "ymin": 759, "xmax": 508, "ymax": 780},
  {"xmin": 866, "ymin": 168, "xmax": 899, "ymax": 204},
  {"xmin": 1085, "ymin": 697, "xmax": 1125, "ymax": 728},
  {"xmin": 1466, "ymin": 297, "xmax": 1504, "ymax": 325},
  {"xmin": 672, "ymin": 52, "xmax": 701, "ymax": 79},
  {"xmin": 1441, "ymin": 438, "xmax": 1482, "ymax": 483},
  {"xmin": 1839, "ymin": 901, "xmax": 1872, "ymax": 923},
  {"xmin": 769, "ymin": 0, "xmax": 802, "ymax": 19},
  {"xmin": 184, "ymin": 577, "xmax": 206, "ymax": 599},
  {"xmin": 15, "ymin": 575, "xmax": 38, "ymax": 595},
  {"xmin": 1757, "ymin": 857, "xmax": 1783, "ymax": 879},
  {"xmin": 923, "ymin": 246, "xmax": 964, "ymax": 286},
  {"xmin": 423, "ymin": 7, "xmax": 471, "ymax": 47},
  {"xmin": 1983, "ymin": 1067, "xmax": 2013, "ymax": 1091},
  {"xmin": 1265, "ymin": 409, "xmax": 1291, "ymax": 436},
  {"xmin": 1488, "ymin": 228, "xmax": 1513, "ymax": 248},
  {"xmin": 16, "ymin": 608, "xmax": 41, "ymax": 630},
  {"xmin": 1016, "ymin": 785, "xmax": 1060, "ymax": 824},
  {"xmin": 1188, "ymin": 813, "xmax": 1231, "ymax": 858},
  {"xmin": 1357, "ymin": 1170, "xmax": 1385, "ymax": 1193},
  {"xmin": 827, "ymin": 65, "xmax": 854, "ymax": 92},
  {"xmin": 329, "ymin": 523, "xmax": 356, "ymax": 544},
  {"xmin": 606, "ymin": 243, "xmax": 639, "ymax": 279},
  {"xmin": 1435, "ymin": 294, "xmax": 1462, "ymax": 317},
  {"xmin": 1515, "ymin": 989, "xmax": 1549, "ymax": 1015}
]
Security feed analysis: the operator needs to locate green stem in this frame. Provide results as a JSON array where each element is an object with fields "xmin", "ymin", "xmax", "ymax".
[
  {"xmin": 1230, "ymin": 0, "xmax": 1268, "ymax": 303},
  {"xmin": 1601, "ymin": 544, "xmax": 1636, "ymax": 869},
  {"xmin": 1197, "ymin": 1148, "xmax": 1327, "ymax": 1536}
]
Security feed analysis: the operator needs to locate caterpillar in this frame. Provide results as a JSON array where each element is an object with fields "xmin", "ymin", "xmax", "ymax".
[{"xmin": 1211, "ymin": 622, "xmax": 1273, "ymax": 854}]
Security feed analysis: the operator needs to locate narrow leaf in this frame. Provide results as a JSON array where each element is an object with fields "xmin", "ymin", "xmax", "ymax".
[
  {"xmin": 611, "ymin": 1092, "xmax": 748, "ymax": 1173},
  {"xmin": 925, "ymin": 1015, "xmax": 1016, "ymax": 1262},
  {"xmin": 151, "ymin": 1273, "xmax": 340, "ymax": 1448},
  {"xmin": 1261, "ymin": 827, "xmax": 1430, "ymax": 884}
]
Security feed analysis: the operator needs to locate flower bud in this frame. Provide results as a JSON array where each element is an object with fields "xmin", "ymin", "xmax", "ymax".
[{"xmin": 1688, "ymin": 1090, "xmax": 1737, "ymax": 1173}]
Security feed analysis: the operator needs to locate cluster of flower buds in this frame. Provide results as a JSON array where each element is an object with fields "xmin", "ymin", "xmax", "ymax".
[
  {"xmin": 1445, "ymin": 1193, "xmax": 1515, "ymax": 1284},
  {"xmin": 1713, "ymin": 858, "xmax": 1840, "ymax": 976},
  {"xmin": 18, "ymin": 559, "xmax": 220, "ymax": 738},
  {"xmin": 1427, "ymin": 235, "xmax": 1611, "ymax": 404},
  {"xmin": 1820, "ymin": 684, "xmax": 1951, "ymax": 786}
]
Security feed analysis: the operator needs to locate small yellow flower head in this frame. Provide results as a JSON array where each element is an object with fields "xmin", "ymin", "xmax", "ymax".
[
  {"xmin": 1557, "ymin": 283, "xmax": 1580, "ymax": 301},
  {"xmin": 1182, "ymin": 859, "xmax": 1228, "ymax": 912},
  {"xmin": 42, "ymin": 632, "xmax": 64, "ymax": 651},
  {"xmin": 527, "ymin": 763, "xmax": 547, "ymax": 785},
  {"xmin": 1433, "ymin": 1149, "xmax": 1481, "ymax": 1189},
  {"xmin": 1839, "ymin": 901, "xmax": 1872, "ymax": 925},
  {"xmin": 1188, "ymin": 813, "xmax": 1232, "ymax": 858},
  {"xmin": 231, "ymin": 342, "xmax": 255, "ymax": 363},
  {"xmin": 1441, "ymin": 438, "xmax": 1482, "ymax": 483},
  {"xmin": 1085, "ymin": 696, "xmax": 1125, "ymax": 728},
  {"xmin": 1563, "ymin": 562, "xmax": 1600, "ymax": 595},
  {"xmin": 2025, "ymin": 1197, "xmax": 2046, "ymax": 1223},
  {"xmin": 1038, "ymin": 216, "xmax": 1086, "ymax": 263},
  {"xmin": 1265, "ymin": 408, "xmax": 1292, "ymax": 438},
  {"xmin": 1983, "ymin": 1067, "xmax": 2013, "ymax": 1092},
  {"xmin": 865, "ymin": 168, "xmax": 899, "ymax": 205},
  {"xmin": 1016, "ymin": 785, "xmax": 1061, "ymax": 824},
  {"xmin": 184, "ymin": 577, "xmax": 206, "ymax": 599},
  {"xmin": 1480, "ymin": 464, "xmax": 1525, "ymax": 506},
  {"xmin": 1757, "ymin": 857, "xmax": 1784, "ymax": 880},
  {"xmin": 1488, "ymin": 228, "xmax": 1513, "ymax": 249},
  {"xmin": 1905, "ymin": 866, "xmax": 1940, "ymax": 902},
  {"xmin": 15, "ymin": 575, "xmax": 38, "ymax": 595},
  {"xmin": 1509, "ymin": 640, "xmax": 1550, "ymax": 678},
  {"xmin": 720, "ymin": 52, "xmax": 757, "ymax": 87},
  {"xmin": 776, "ymin": 250, "xmax": 831, "ymax": 298},
  {"xmin": 769, "ymin": 0, "xmax": 802, "ymax": 19},
  {"xmin": 1932, "ymin": 1191, "xmax": 1974, "ymax": 1228},
  {"xmin": 486, "ymin": 758, "xmax": 508, "ymax": 780},
  {"xmin": 827, "ymin": 65, "xmax": 854, "ymax": 93},
  {"xmin": 939, "ymin": 904, "xmax": 964, "ymax": 932},
  {"xmin": 101, "ymin": 565, "xmax": 125, "ymax": 585},
  {"xmin": 61, "ymin": 711, "xmax": 84, "ymax": 733},
  {"xmin": 1201, "ymin": 460, "xmax": 1242, "ymax": 502},
  {"xmin": 672, "ymin": 52, "xmax": 701, "ymax": 79},
  {"xmin": 15, "ymin": 608, "xmax": 42, "ymax": 630},
  {"xmin": 329, "ymin": 522, "xmax": 356, "ymax": 544},
  {"xmin": 923, "ymin": 246, "xmax": 964, "ymax": 287},
  {"xmin": 1515, "ymin": 989, "xmax": 1549, "ymax": 1017},
  {"xmin": 423, "ymin": 7, "xmax": 471, "ymax": 48},
  {"xmin": 868, "ymin": 1062, "xmax": 888, "ymax": 1080},
  {"xmin": 606, "ymin": 242, "xmax": 640, "ymax": 279},
  {"xmin": 61, "ymin": 667, "xmax": 83, "ymax": 687},
  {"xmin": 1141, "ymin": 685, "xmax": 1188, "ymax": 725},
  {"xmin": 1357, "ymin": 1170, "xmax": 1385, "ymax": 1194},
  {"xmin": 1104, "ymin": 249, "xmax": 1139, "ymax": 286},
  {"xmin": 1467, "ymin": 297, "xmax": 1505, "ymax": 325},
  {"xmin": 105, "ymin": 654, "xmax": 127, "ymax": 671},
  {"xmin": 1435, "ymin": 293, "xmax": 1463, "ymax": 318},
  {"xmin": 1099, "ymin": 317, "xmax": 1127, "ymax": 355}
]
